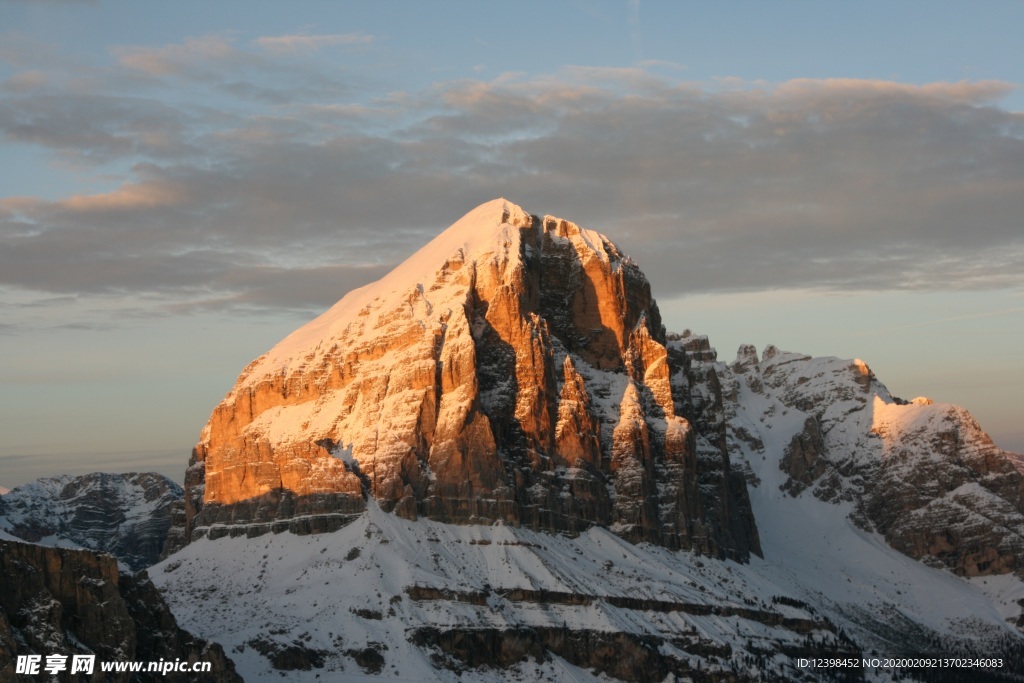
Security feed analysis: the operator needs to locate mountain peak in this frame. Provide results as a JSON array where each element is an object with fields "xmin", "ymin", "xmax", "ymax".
[
  {"xmin": 239, "ymin": 199, "xmax": 530, "ymax": 381},
  {"xmin": 245, "ymin": 199, "xmax": 619, "ymax": 381},
  {"xmin": 400, "ymin": 197, "xmax": 533, "ymax": 272},
  {"xmin": 183, "ymin": 200, "xmax": 758, "ymax": 561},
  {"xmin": 452, "ymin": 196, "xmax": 531, "ymax": 228}
]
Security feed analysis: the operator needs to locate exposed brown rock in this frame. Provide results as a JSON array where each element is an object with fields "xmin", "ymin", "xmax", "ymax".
[
  {"xmin": 179, "ymin": 199, "xmax": 759, "ymax": 560},
  {"xmin": 410, "ymin": 623, "xmax": 852, "ymax": 683},
  {"xmin": 863, "ymin": 403, "xmax": 1024, "ymax": 577},
  {"xmin": 717, "ymin": 346, "xmax": 1024, "ymax": 578},
  {"xmin": 0, "ymin": 539, "xmax": 240, "ymax": 682},
  {"xmin": 554, "ymin": 356, "xmax": 602, "ymax": 469}
]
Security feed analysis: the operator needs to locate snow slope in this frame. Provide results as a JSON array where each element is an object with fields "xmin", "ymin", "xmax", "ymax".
[
  {"xmin": 152, "ymin": 492, "xmax": 1023, "ymax": 681},
  {"xmin": 241, "ymin": 198, "xmax": 538, "ymax": 381}
]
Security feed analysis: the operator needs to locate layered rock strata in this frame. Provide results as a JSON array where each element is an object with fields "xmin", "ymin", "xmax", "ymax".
[
  {"xmin": 179, "ymin": 199, "xmax": 759, "ymax": 561},
  {"xmin": 0, "ymin": 538, "xmax": 240, "ymax": 682},
  {"xmin": 700, "ymin": 343, "xmax": 1024, "ymax": 577},
  {"xmin": 0, "ymin": 472, "xmax": 182, "ymax": 571}
]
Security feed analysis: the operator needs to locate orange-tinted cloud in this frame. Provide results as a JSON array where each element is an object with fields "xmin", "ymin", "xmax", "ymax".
[
  {"xmin": 253, "ymin": 33, "xmax": 373, "ymax": 54},
  {"xmin": 113, "ymin": 35, "xmax": 238, "ymax": 77},
  {"xmin": 59, "ymin": 182, "xmax": 184, "ymax": 212}
]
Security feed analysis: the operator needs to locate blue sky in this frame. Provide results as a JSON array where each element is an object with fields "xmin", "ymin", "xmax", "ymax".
[{"xmin": 1, "ymin": 0, "xmax": 1023, "ymax": 487}]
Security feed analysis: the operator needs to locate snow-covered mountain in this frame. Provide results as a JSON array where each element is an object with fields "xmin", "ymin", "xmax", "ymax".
[
  {"xmin": 712, "ymin": 343, "xmax": 1024, "ymax": 579},
  {"xmin": 173, "ymin": 198, "xmax": 758, "ymax": 562},
  {"xmin": 0, "ymin": 472, "xmax": 183, "ymax": 571},
  {"xmin": 87, "ymin": 201, "xmax": 1024, "ymax": 679}
]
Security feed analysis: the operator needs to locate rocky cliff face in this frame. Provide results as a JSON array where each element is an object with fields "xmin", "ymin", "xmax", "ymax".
[
  {"xmin": 179, "ymin": 199, "xmax": 758, "ymax": 561},
  {"xmin": 701, "ymin": 343, "xmax": 1024, "ymax": 578},
  {"xmin": 0, "ymin": 472, "xmax": 182, "ymax": 572},
  {"xmin": 0, "ymin": 538, "xmax": 240, "ymax": 682}
]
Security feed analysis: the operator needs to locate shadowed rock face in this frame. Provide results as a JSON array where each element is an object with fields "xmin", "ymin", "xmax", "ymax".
[
  {"xmin": 178, "ymin": 199, "xmax": 760, "ymax": 561},
  {"xmin": 0, "ymin": 472, "xmax": 182, "ymax": 571},
  {"xmin": 716, "ymin": 345, "xmax": 1024, "ymax": 578},
  {"xmin": 0, "ymin": 539, "xmax": 241, "ymax": 682}
]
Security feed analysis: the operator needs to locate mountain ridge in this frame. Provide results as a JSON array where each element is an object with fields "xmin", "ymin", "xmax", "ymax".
[
  {"xmin": 0, "ymin": 537, "xmax": 241, "ymax": 682},
  {"xmin": 0, "ymin": 471, "xmax": 182, "ymax": 572}
]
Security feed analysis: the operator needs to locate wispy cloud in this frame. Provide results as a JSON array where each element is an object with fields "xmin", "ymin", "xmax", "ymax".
[
  {"xmin": 103, "ymin": 33, "xmax": 359, "ymax": 103},
  {"xmin": 58, "ymin": 181, "xmax": 186, "ymax": 212},
  {"xmin": 254, "ymin": 32, "xmax": 374, "ymax": 54},
  {"xmin": 113, "ymin": 34, "xmax": 240, "ymax": 77},
  {"xmin": 3, "ymin": 69, "xmax": 48, "ymax": 91},
  {"xmin": 773, "ymin": 77, "xmax": 1015, "ymax": 102}
]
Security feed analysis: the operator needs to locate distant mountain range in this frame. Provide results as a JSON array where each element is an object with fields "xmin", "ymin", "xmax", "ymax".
[{"xmin": 0, "ymin": 472, "xmax": 181, "ymax": 572}]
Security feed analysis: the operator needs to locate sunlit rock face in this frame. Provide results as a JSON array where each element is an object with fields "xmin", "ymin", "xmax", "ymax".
[
  {"xmin": 863, "ymin": 399, "xmax": 1024, "ymax": 576},
  {"xmin": 180, "ymin": 199, "xmax": 759, "ymax": 561}
]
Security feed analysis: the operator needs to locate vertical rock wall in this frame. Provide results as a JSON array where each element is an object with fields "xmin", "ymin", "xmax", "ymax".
[{"xmin": 179, "ymin": 200, "xmax": 759, "ymax": 561}]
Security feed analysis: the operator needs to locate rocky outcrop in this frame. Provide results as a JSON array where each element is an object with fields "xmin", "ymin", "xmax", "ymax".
[
  {"xmin": 411, "ymin": 626, "xmax": 740, "ymax": 682},
  {"xmin": 863, "ymin": 400, "xmax": 1024, "ymax": 576},
  {"xmin": 715, "ymin": 344, "xmax": 1024, "ymax": 578},
  {"xmin": 779, "ymin": 417, "xmax": 827, "ymax": 496},
  {"xmin": 0, "ymin": 472, "xmax": 182, "ymax": 571},
  {"xmin": 0, "ymin": 538, "xmax": 240, "ymax": 682},
  {"xmin": 179, "ymin": 199, "xmax": 759, "ymax": 561}
]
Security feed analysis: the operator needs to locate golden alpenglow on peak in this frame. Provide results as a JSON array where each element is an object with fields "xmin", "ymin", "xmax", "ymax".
[{"xmin": 176, "ymin": 200, "xmax": 761, "ymax": 561}]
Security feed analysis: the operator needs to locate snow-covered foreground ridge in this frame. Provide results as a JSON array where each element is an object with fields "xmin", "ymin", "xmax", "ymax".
[
  {"xmin": 151, "ymin": 199, "xmax": 1024, "ymax": 680},
  {"xmin": 151, "ymin": 498, "xmax": 1024, "ymax": 681}
]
